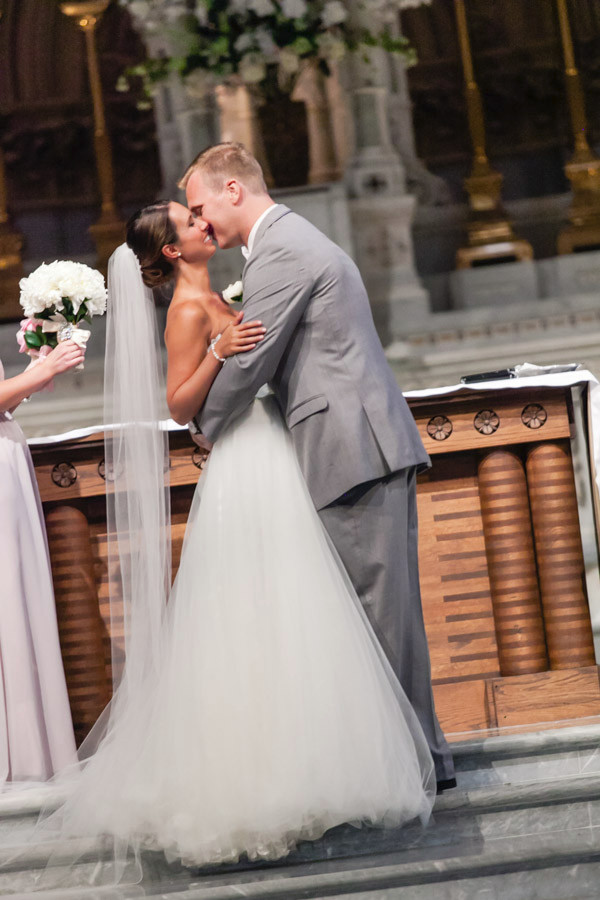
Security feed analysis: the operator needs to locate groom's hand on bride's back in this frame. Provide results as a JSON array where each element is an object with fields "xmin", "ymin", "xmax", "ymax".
[{"xmin": 218, "ymin": 313, "xmax": 266, "ymax": 359}]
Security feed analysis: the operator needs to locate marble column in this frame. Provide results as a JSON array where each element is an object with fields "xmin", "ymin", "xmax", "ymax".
[
  {"xmin": 215, "ymin": 81, "xmax": 274, "ymax": 187},
  {"xmin": 343, "ymin": 0, "xmax": 429, "ymax": 345},
  {"xmin": 387, "ymin": 50, "xmax": 451, "ymax": 206},
  {"xmin": 291, "ymin": 60, "xmax": 341, "ymax": 184},
  {"xmin": 135, "ymin": 30, "xmax": 220, "ymax": 196}
]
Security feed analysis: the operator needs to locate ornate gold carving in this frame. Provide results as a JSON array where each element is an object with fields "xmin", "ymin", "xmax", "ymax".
[
  {"xmin": 59, "ymin": 1, "xmax": 110, "ymax": 30},
  {"xmin": 555, "ymin": 0, "xmax": 600, "ymax": 254},
  {"xmin": 453, "ymin": 0, "xmax": 532, "ymax": 269}
]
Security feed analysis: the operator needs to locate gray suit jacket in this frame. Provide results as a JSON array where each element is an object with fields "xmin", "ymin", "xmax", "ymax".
[{"xmin": 198, "ymin": 206, "xmax": 429, "ymax": 510}]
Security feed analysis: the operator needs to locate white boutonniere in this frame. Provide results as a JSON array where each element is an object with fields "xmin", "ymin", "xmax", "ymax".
[{"xmin": 222, "ymin": 280, "xmax": 243, "ymax": 304}]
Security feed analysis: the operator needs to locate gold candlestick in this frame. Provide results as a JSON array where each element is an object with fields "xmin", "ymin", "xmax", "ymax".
[
  {"xmin": 0, "ymin": 3, "xmax": 25, "ymax": 321},
  {"xmin": 555, "ymin": 0, "xmax": 600, "ymax": 254},
  {"xmin": 454, "ymin": 0, "xmax": 532, "ymax": 268},
  {"xmin": 61, "ymin": 1, "xmax": 125, "ymax": 271},
  {"xmin": 0, "ymin": 143, "xmax": 25, "ymax": 322}
]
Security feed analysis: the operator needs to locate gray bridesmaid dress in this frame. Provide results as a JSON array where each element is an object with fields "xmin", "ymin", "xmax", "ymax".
[{"xmin": 0, "ymin": 359, "xmax": 76, "ymax": 784}]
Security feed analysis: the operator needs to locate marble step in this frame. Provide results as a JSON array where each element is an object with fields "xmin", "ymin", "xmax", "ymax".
[
  {"xmin": 3, "ymin": 768, "xmax": 600, "ymax": 898},
  {"xmin": 3, "ymin": 723, "xmax": 600, "ymax": 898},
  {"xmin": 450, "ymin": 721, "xmax": 600, "ymax": 791}
]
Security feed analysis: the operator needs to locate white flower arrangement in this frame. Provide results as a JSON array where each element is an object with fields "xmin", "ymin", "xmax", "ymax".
[
  {"xmin": 222, "ymin": 280, "xmax": 243, "ymax": 304},
  {"xmin": 120, "ymin": 0, "xmax": 432, "ymax": 95},
  {"xmin": 17, "ymin": 260, "xmax": 107, "ymax": 365}
]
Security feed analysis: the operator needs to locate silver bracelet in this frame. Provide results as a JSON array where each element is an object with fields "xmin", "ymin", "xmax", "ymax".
[{"xmin": 209, "ymin": 334, "xmax": 226, "ymax": 364}]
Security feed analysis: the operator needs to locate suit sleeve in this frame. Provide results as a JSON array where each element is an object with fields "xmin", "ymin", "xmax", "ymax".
[{"xmin": 198, "ymin": 246, "xmax": 312, "ymax": 442}]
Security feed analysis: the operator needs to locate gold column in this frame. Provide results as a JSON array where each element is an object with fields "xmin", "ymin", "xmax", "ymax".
[
  {"xmin": 0, "ymin": 7, "xmax": 25, "ymax": 321},
  {"xmin": 0, "ymin": 143, "xmax": 24, "ymax": 321},
  {"xmin": 453, "ymin": 0, "xmax": 532, "ymax": 269},
  {"xmin": 555, "ymin": 0, "xmax": 600, "ymax": 254},
  {"xmin": 60, "ymin": 1, "xmax": 125, "ymax": 271}
]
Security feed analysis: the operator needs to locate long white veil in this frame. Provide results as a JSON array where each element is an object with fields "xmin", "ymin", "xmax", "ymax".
[
  {"xmin": 103, "ymin": 243, "xmax": 171, "ymax": 699},
  {"xmin": 74, "ymin": 242, "xmax": 172, "ymax": 766}
]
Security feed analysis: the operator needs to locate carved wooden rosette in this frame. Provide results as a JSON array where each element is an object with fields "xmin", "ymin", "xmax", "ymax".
[
  {"xmin": 526, "ymin": 441, "xmax": 595, "ymax": 669},
  {"xmin": 478, "ymin": 450, "xmax": 548, "ymax": 676}
]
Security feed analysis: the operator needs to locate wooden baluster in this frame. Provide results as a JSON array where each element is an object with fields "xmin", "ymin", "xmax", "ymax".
[
  {"xmin": 45, "ymin": 505, "xmax": 111, "ymax": 745},
  {"xmin": 478, "ymin": 450, "xmax": 549, "ymax": 675},
  {"xmin": 526, "ymin": 442, "xmax": 595, "ymax": 669}
]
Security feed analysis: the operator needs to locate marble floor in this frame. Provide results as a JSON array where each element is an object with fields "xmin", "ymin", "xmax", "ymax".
[{"xmin": 4, "ymin": 723, "xmax": 600, "ymax": 899}]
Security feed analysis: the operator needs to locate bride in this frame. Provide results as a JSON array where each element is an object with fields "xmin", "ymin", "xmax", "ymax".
[{"xmin": 13, "ymin": 199, "xmax": 434, "ymax": 889}]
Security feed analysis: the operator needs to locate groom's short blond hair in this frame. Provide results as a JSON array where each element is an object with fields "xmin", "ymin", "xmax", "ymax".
[{"xmin": 178, "ymin": 142, "xmax": 268, "ymax": 195}]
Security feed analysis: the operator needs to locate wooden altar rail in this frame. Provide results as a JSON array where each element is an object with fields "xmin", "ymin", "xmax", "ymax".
[{"xmin": 30, "ymin": 386, "xmax": 600, "ymax": 744}]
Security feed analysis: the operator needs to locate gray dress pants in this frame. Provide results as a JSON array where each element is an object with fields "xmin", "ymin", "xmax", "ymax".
[{"xmin": 319, "ymin": 466, "xmax": 454, "ymax": 782}]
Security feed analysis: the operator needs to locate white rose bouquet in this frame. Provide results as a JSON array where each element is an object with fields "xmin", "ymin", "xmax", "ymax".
[{"xmin": 17, "ymin": 260, "xmax": 107, "ymax": 369}]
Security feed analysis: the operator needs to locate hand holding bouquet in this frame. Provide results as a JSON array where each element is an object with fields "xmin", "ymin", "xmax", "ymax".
[{"xmin": 17, "ymin": 260, "xmax": 107, "ymax": 370}]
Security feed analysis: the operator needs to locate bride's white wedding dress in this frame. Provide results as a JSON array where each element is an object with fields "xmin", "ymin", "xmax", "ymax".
[{"xmin": 42, "ymin": 392, "xmax": 434, "ymax": 872}]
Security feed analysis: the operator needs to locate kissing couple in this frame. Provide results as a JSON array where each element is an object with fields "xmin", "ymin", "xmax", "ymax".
[{"xmin": 16, "ymin": 141, "xmax": 455, "ymax": 891}]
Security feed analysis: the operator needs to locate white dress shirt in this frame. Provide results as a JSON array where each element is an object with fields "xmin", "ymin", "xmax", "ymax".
[{"xmin": 241, "ymin": 204, "xmax": 281, "ymax": 260}]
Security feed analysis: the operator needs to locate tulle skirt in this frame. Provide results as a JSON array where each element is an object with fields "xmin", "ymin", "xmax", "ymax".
[{"xmin": 28, "ymin": 395, "xmax": 435, "ymax": 873}]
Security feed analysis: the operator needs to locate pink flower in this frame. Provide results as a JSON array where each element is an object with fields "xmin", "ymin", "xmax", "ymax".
[
  {"xmin": 21, "ymin": 317, "xmax": 45, "ymax": 332},
  {"xmin": 16, "ymin": 317, "xmax": 47, "ymax": 355},
  {"xmin": 16, "ymin": 329, "xmax": 27, "ymax": 353}
]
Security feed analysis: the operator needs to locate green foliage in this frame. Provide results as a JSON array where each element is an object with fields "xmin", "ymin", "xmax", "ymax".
[
  {"xmin": 24, "ymin": 330, "xmax": 43, "ymax": 349},
  {"xmin": 121, "ymin": 0, "xmax": 421, "ymax": 100}
]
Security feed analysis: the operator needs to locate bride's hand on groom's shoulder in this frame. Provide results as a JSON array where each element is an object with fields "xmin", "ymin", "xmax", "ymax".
[{"xmin": 219, "ymin": 313, "xmax": 266, "ymax": 358}]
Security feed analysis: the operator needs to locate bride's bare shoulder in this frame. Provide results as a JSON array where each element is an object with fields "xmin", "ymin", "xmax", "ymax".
[{"xmin": 165, "ymin": 297, "xmax": 210, "ymax": 342}]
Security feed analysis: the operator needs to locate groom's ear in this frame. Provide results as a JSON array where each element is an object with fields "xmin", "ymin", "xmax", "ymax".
[{"xmin": 225, "ymin": 178, "xmax": 242, "ymax": 205}]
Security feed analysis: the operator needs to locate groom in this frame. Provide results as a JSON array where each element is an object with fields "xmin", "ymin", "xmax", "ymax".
[{"xmin": 181, "ymin": 142, "xmax": 455, "ymax": 787}]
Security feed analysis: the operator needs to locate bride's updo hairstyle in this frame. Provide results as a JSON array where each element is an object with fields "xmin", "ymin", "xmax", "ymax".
[{"xmin": 126, "ymin": 200, "xmax": 179, "ymax": 289}]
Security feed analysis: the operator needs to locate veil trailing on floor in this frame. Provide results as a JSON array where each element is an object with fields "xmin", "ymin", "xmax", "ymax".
[{"xmin": 0, "ymin": 244, "xmax": 172, "ymax": 893}]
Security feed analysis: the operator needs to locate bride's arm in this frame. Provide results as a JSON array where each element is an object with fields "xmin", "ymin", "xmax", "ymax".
[{"xmin": 165, "ymin": 304, "xmax": 265, "ymax": 426}]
